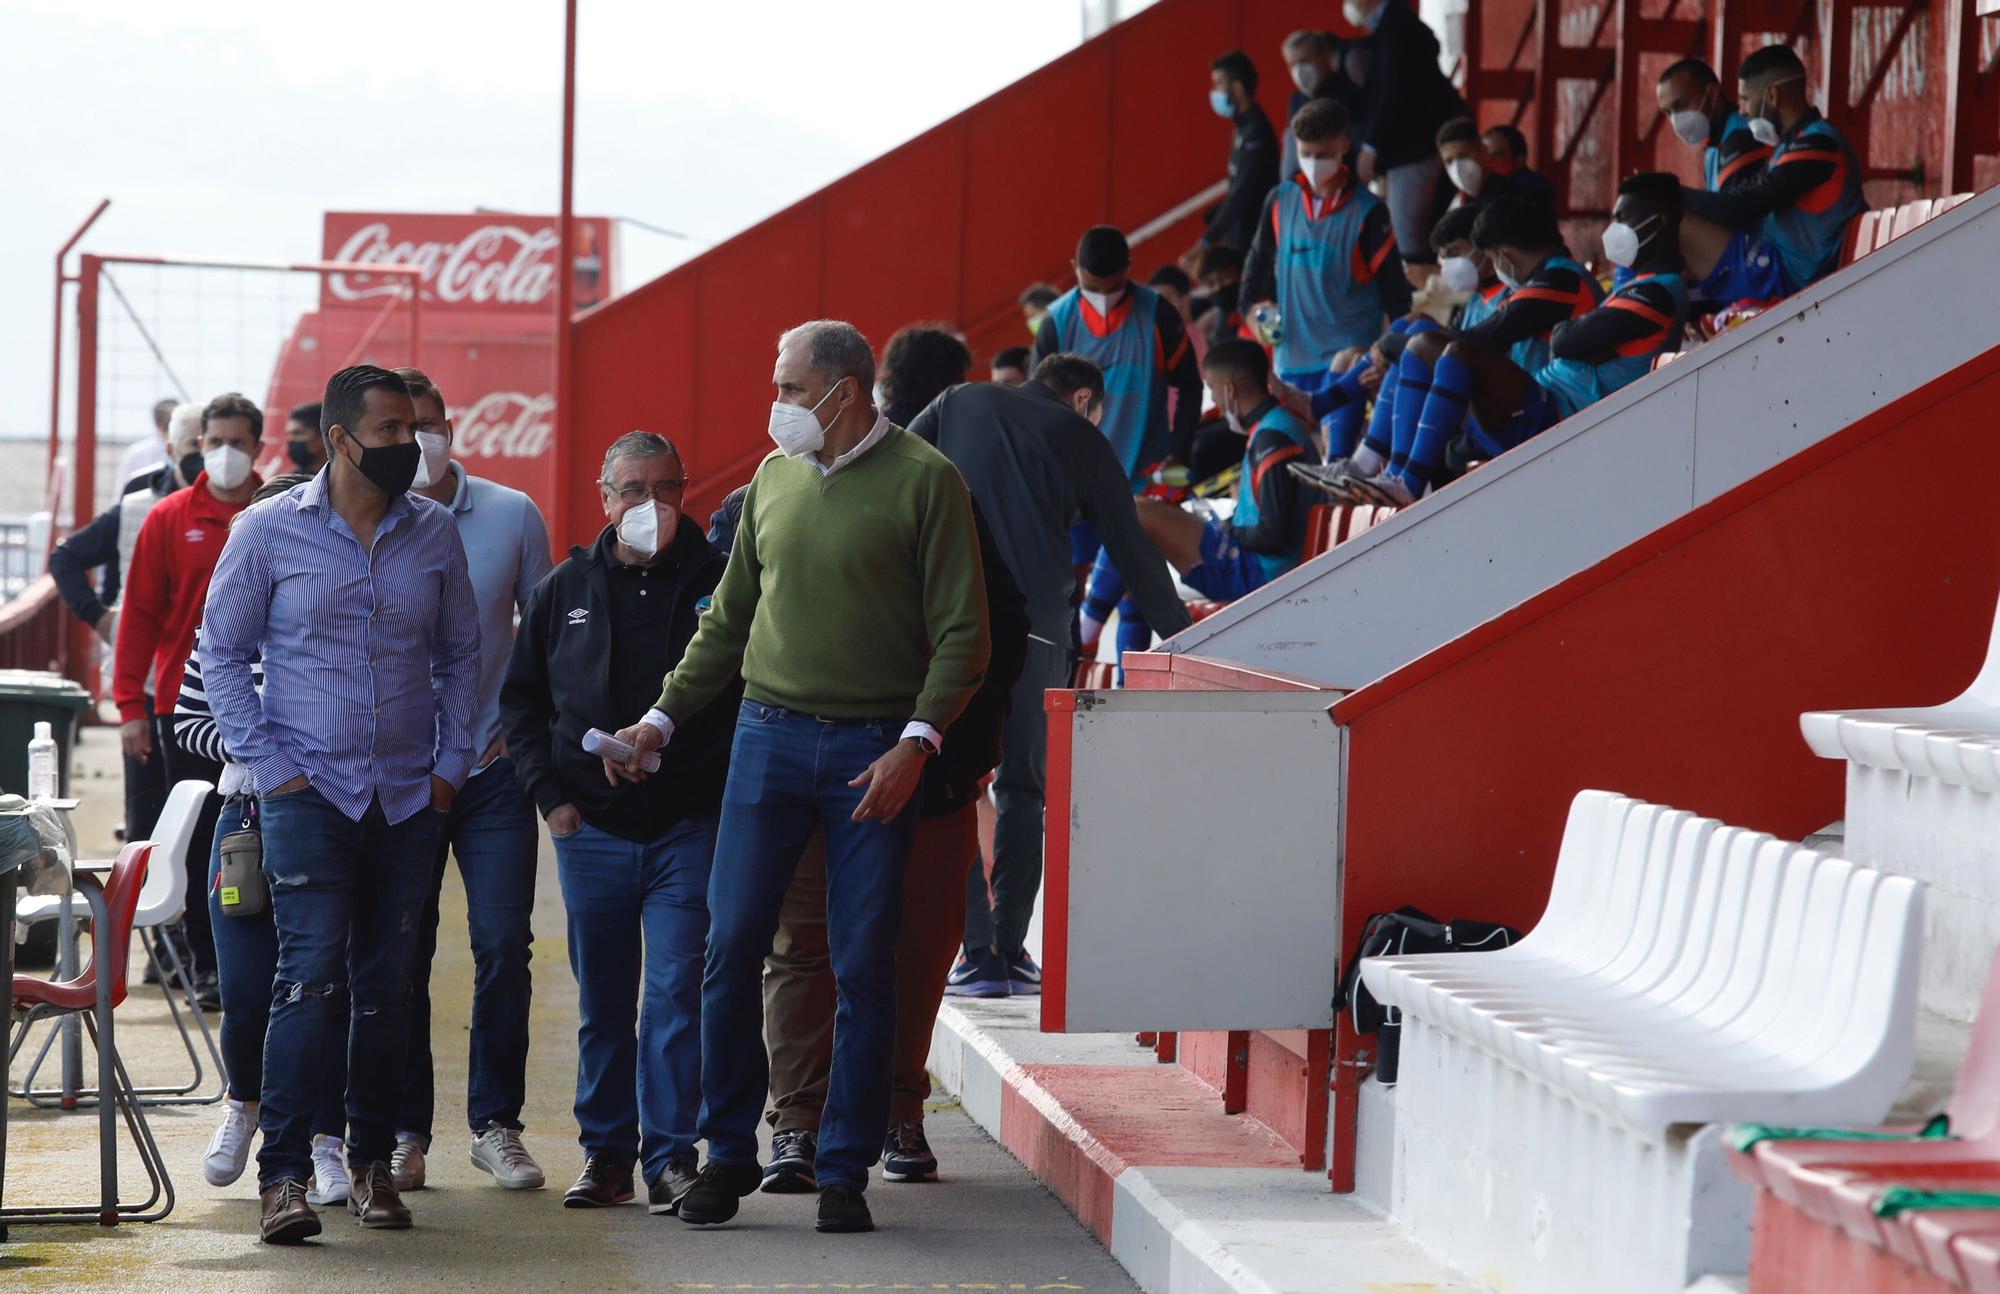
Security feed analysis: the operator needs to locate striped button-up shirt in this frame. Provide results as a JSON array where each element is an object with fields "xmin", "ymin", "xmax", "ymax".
[{"xmin": 201, "ymin": 471, "xmax": 480, "ymax": 824}]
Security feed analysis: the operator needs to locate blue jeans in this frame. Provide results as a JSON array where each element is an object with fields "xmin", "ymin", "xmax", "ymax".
[
  {"xmin": 554, "ymin": 816, "xmax": 714, "ymax": 1183},
  {"xmin": 206, "ymin": 797, "xmax": 346, "ymax": 1135},
  {"xmin": 703, "ymin": 701, "xmax": 915, "ymax": 1190},
  {"xmin": 255, "ymin": 785, "xmax": 445, "ymax": 1189},
  {"xmin": 398, "ymin": 757, "xmax": 539, "ymax": 1142}
]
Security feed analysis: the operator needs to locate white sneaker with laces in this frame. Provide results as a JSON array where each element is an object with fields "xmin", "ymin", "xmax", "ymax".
[
  {"xmin": 470, "ymin": 1123, "xmax": 547, "ymax": 1190},
  {"xmin": 306, "ymin": 1133, "xmax": 350, "ymax": 1206},
  {"xmin": 202, "ymin": 1097, "xmax": 258, "ymax": 1186}
]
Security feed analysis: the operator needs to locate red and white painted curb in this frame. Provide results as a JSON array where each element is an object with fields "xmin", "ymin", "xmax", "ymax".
[{"xmin": 928, "ymin": 997, "xmax": 1483, "ymax": 1294}]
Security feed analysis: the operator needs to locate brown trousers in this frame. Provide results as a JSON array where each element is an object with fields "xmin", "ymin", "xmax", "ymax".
[{"xmin": 763, "ymin": 802, "xmax": 979, "ymax": 1131}]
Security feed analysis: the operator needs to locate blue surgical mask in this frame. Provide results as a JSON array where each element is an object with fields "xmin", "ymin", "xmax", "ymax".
[{"xmin": 1209, "ymin": 89, "xmax": 1234, "ymax": 118}]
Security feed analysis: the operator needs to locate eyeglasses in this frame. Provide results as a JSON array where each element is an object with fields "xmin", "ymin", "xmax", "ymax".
[{"xmin": 606, "ymin": 479, "xmax": 687, "ymax": 506}]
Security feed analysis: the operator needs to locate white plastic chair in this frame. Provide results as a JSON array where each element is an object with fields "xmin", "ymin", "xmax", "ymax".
[
  {"xmin": 1800, "ymin": 596, "xmax": 2000, "ymax": 774},
  {"xmin": 1361, "ymin": 795, "xmax": 1924, "ymax": 1143},
  {"xmin": 15, "ymin": 779, "xmax": 223, "ymax": 1107}
]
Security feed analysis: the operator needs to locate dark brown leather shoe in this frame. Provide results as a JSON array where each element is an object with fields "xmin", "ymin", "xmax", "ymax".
[
  {"xmin": 563, "ymin": 1154, "xmax": 635, "ymax": 1208},
  {"xmin": 348, "ymin": 1159, "xmax": 412, "ymax": 1229},
  {"xmin": 260, "ymin": 1178, "xmax": 321, "ymax": 1244}
]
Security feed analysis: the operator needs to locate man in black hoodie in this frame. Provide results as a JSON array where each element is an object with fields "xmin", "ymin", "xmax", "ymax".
[{"xmin": 501, "ymin": 431, "xmax": 742, "ymax": 1217}]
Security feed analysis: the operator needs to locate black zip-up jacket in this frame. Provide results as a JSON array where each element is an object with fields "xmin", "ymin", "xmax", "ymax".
[
  {"xmin": 1204, "ymin": 103, "xmax": 1280, "ymax": 254},
  {"xmin": 502, "ymin": 517, "xmax": 742, "ymax": 842},
  {"xmin": 918, "ymin": 499, "xmax": 1030, "ymax": 817},
  {"xmin": 1355, "ymin": 2, "xmax": 1468, "ymax": 171},
  {"xmin": 46, "ymin": 466, "xmax": 175, "ymax": 628}
]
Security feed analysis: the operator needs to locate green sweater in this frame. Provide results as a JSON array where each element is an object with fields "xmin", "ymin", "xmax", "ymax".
[{"xmin": 658, "ymin": 425, "xmax": 991, "ymax": 733}]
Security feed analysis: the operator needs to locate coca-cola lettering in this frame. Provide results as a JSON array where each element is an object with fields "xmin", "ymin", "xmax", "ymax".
[
  {"xmin": 327, "ymin": 222, "xmax": 561, "ymax": 307},
  {"xmin": 451, "ymin": 391, "xmax": 554, "ymax": 459}
]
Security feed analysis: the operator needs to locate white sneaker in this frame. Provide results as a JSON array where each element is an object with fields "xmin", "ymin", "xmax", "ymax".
[
  {"xmin": 202, "ymin": 1097, "xmax": 257, "ymax": 1186},
  {"xmin": 306, "ymin": 1133, "xmax": 350, "ymax": 1206},
  {"xmin": 470, "ymin": 1123, "xmax": 547, "ymax": 1190}
]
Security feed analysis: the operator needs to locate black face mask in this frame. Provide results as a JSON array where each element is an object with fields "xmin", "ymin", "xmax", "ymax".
[
  {"xmin": 340, "ymin": 435, "xmax": 422, "ymax": 498},
  {"xmin": 178, "ymin": 451, "xmax": 204, "ymax": 487},
  {"xmin": 287, "ymin": 440, "xmax": 317, "ymax": 470}
]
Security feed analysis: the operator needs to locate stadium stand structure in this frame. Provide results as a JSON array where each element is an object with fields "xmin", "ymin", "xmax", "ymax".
[{"xmin": 546, "ymin": 0, "xmax": 2000, "ymax": 1290}]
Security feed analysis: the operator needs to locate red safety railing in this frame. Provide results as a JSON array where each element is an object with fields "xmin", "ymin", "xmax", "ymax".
[{"xmin": 0, "ymin": 577, "xmax": 73, "ymax": 678}]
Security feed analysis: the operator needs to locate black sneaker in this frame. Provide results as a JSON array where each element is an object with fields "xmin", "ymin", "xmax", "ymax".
[
  {"xmin": 1005, "ymin": 950, "xmax": 1042, "ymax": 997},
  {"xmin": 816, "ymin": 1183, "xmax": 874, "ymax": 1233},
  {"xmin": 647, "ymin": 1151, "xmax": 699, "ymax": 1216},
  {"xmin": 677, "ymin": 1160, "xmax": 764, "ymax": 1227},
  {"xmin": 945, "ymin": 947, "xmax": 1010, "ymax": 999},
  {"xmin": 882, "ymin": 1122, "xmax": 938, "ymax": 1182},
  {"xmin": 760, "ymin": 1129, "xmax": 817, "ymax": 1194}
]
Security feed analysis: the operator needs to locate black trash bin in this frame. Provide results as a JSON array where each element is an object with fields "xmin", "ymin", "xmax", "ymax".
[{"xmin": 0, "ymin": 670, "xmax": 92, "ymax": 798}]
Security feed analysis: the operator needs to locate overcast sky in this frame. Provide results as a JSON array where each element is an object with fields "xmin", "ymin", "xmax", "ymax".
[{"xmin": 0, "ymin": 0, "xmax": 1155, "ymax": 443}]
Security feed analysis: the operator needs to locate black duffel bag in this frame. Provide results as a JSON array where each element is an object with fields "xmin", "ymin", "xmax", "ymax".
[{"xmin": 1333, "ymin": 906, "xmax": 1521, "ymax": 1085}]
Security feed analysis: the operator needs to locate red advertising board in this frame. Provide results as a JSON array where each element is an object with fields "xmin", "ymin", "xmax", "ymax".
[
  {"xmin": 318, "ymin": 212, "xmax": 614, "ymax": 314},
  {"xmin": 262, "ymin": 211, "xmax": 615, "ymax": 530}
]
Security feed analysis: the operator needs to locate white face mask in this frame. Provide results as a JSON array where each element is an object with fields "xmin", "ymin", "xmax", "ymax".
[
  {"xmin": 1669, "ymin": 108, "xmax": 1710, "ymax": 148},
  {"xmin": 1342, "ymin": 0, "xmax": 1368, "ymax": 27},
  {"xmin": 1299, "ymin": 155, "xmax": 1343, "ymax": 190},
  {"xmin": 1290, "ymin": 60, "xmax": 1320, "ymax": 94},
  {"xmin": 1601, "ymin": 212, "xmax": 1660, "ymax": 268},
  {"xmin": 1221, "ymin": 384, "xmax": 1244, "ymax": 434},
  {"xmin": 411, "ymin": 430, "xmax": 451, "ymax": 490},
  {"xmin": 204, "ymin": 444, "xmax": 251, "ymax": 490},
  {"xmin": 1438, "ymin": 255, "xmax": 1482, "ymax": 294},
  {"xmin": 1746, "ymin": 74, "xmax": 1802, "ymax": 148},
  {"xmin": 1079, "ymin": 286, "xmax": 1125, "ymax": 316},
  {"xmin": 616, "ymin": 499, "xmax": 674, "ymax": 557},
  {"xmin": 767, "ymin": 380, "xmax": 845, "ymax": 458},
  {"xmin": 1446, "ymin": 157, "xmax": 1484, "ymax": 196},
  {"xmin": 1494, "ymin": 254, "xmax": 1521, "ymax": 290}
]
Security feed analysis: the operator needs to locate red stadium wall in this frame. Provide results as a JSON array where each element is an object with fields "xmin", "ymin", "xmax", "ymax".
[{"xmin": 562, "ymin": 0, "xmax": 1329, "ymax": 543}]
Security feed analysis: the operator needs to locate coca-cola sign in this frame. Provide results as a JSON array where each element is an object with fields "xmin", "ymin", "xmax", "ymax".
[
  {"xmin": 452, "ymin": 391, "xmax": 554, "ymax": 459},
  {"xmin": 320, "ymin": 212, "xmax": 614, "ymax": 313}
]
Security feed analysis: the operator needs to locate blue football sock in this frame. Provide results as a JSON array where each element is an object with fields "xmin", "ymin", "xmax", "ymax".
[
  {"xmin": 1390, "ymin": 349, "xmax": 1434, "ymax": 470},
  {"xmin": 1112, "ymin": 595, "xmax": 1152, "ymax": 685},
  {"xmin": 1401, "ymin": 352, "xmax": 1476, "ymax": 489},
  {"xmin": 1362, "ymin": 378, "xmax": 1396, "ymax": 459},
  {"xmin": 1081, "ymin": 546, "xmax": 1126, "ymax": 624}
]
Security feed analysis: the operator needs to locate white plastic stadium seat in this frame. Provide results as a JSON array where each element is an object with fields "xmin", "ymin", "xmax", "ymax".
[
  {"xmin": 1357, "ymin": 790, "xmax": 1924, "ymax": 1294},
  {"xmin": 1800, "ymin": 596, "xmax": 2000, "ymax": 777}
]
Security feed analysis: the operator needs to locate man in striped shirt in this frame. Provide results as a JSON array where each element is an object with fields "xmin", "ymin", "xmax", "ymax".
[{"xmin": 203, "ymin": 365, "xmax": 480, "ymax": 1244}]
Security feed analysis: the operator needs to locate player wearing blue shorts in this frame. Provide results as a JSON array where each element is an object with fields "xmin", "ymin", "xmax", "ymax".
[
  {"xmin": 1351, "ymin": 174, "xmax": 1691, "ymax": 504},
  {"xmin": 1288, "ymin": 203, "xmax": 1517, "ymax": 499},
  {"xmin": 1095, "ymin": 340, "xmax": 1314, "ymax": 617},
  {"xmin": 1650, "ymin": 56, "xmax": 1774, "ymax": 301},
  {"xmin": 1679, "ymin": 44, "xmax": 1865, "ymax": 301}
]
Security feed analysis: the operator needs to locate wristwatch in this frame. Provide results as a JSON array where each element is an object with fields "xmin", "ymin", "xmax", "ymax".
[{"xmin": 905, "ymin": 733, "xmax": 940, "ymax": 758}]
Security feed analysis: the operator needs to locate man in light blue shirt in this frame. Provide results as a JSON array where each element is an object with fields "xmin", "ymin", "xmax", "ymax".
[
  {"xmin": 203, "ymin": 364, "xmax": 480, "ymax": 1243},
  {"xmin": 391, "ymin": 366, "xmax": 554, "ymax": 1196}
]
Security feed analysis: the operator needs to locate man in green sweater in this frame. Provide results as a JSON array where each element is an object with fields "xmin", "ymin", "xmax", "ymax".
[{"xmin": 608, "ymin": 319, "xmax": 990, "ymax": 1235}]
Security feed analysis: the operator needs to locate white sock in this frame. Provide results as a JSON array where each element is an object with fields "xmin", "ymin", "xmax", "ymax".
[{"xmin": 1349, "ymin": 443, "xmax": 1386, "ymax": 477}]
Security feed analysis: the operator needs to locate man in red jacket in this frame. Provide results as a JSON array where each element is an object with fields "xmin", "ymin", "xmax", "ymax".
[{"xmin": 114, "ymin": 390, "xmax": 263, "ymax": 989}]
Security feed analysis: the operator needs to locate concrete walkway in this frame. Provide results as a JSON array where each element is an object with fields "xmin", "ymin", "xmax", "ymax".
[{"xmin": 1, "ymin": 728, "xmax": 1137, "ymax": 1293}]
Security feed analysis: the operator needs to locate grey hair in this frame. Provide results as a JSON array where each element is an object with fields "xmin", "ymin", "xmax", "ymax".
[
  {"xmin": 777, "ymin": 319, "xmax": 875, "ymax": 394},
  {"xmin": 167, "ymin": 401, "xmax": 205, "ymax": 444},
  {"xmin": 599, "ymin": 430, "xmax": 681, "ymax": 484}
]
